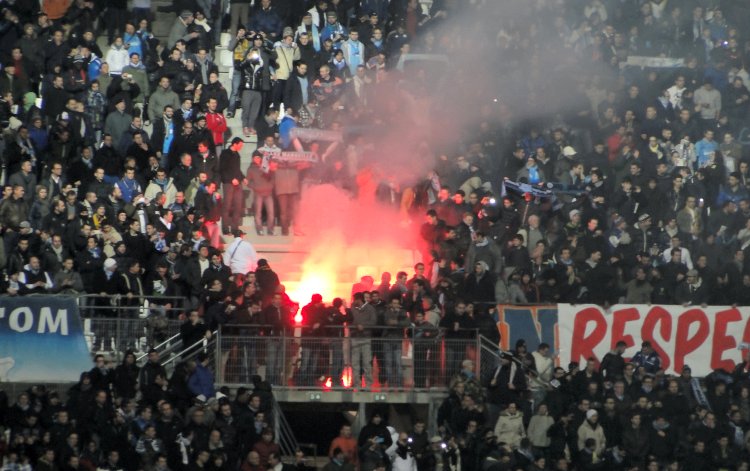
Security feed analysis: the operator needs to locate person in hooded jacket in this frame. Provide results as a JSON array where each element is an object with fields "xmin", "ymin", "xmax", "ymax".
[
  {"xmin": 112, "ymin": 351, "xmax": 139, "ymax": 400},
  {"xmin": 356, "ymin": 413, "xmax": 393, "ymax": 451},
  {"xmin": 462, "ymin": 260, "xmax": 496, "ymax": 305},
  {"xmin": 493, "ymin": 402, "xmax": 525, "ymax": 449}
]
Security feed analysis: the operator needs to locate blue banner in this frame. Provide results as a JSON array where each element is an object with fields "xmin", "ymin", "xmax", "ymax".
[{"xmin": 0, "ymin": 297, "xmax": 91, "ymax": 382}]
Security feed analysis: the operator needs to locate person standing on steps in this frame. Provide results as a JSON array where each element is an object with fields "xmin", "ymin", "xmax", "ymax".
[
  {"xmin": 205, "ymin": 97, "xmax": 228, "ymax": 157},
  {"xmin": 220, "ymin": 138, "xmax": 247, "ymax": 235},
  {"xmin": 223, "ymin": 228, "xmax": 258, "ymax": 276}
]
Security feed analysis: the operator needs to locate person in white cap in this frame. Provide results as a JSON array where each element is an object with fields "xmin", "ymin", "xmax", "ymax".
[
  {"xmin": 91, "ymin": 258, "xmax": 126, "ymax": 313},
  {"xmin": 577, "ymin": 408, "xmax": 606, "ymax": 456},
  {"xmin": 555, "ymin": 146, "xmax": 579, "ymax": 180}
]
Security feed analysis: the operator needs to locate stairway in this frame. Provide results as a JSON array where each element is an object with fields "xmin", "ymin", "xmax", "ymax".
[
  {"xmin": 107, "ymin": 9, "xmax": 423, "ymax": 302},
  {"xmin": 231, "ymin": 223, "xmax": 356, "ymax": 303},
  {"xmin": 229, "ymin": 218, "xmax": 421, "ymax": 304}
]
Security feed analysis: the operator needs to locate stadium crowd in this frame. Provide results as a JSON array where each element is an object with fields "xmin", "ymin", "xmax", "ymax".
[
  {"xmin": 4, "ymin": 0, "xmax": 750, "ymax": 469},
  {"xmin": 8, "ymin": 337, "xmax": 750, "ymax": 471},
  {"xmin": 0, "ymin": 1, "xmax": 749, "ymax": 309}
]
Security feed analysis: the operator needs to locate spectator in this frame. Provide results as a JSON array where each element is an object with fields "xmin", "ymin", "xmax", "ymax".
[
  {"xmin": 631, "ymin": 341, "xmax": 662, "ymax": 375},
  {"xmin": 187, "ymin": 352, "xmax": 215, "ymax": 400}
]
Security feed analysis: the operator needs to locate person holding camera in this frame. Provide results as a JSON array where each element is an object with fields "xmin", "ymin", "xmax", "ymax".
[
  {"xmin": 272, "ymin": 28, "xmax": 301, "ymax": 108},
  {"xmin": 239, "ymin": 48, "xmax": 270, "ymax": 137},
  {"xmin": 227, "ymin": 28, "xmax": 252, "ymax": 111},
  {"xmin": 390, "ymin": 432, "xmax": 417, "ymax": 471}
]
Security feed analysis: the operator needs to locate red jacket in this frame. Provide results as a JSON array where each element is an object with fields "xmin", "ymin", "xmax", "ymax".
[
  {"xmin": 252, "ymin": 441, "xmax": 279, "ymax": 467},
  {"xmin": 206, "ymin": 112, "xmax": 227, "ymax": 145}
]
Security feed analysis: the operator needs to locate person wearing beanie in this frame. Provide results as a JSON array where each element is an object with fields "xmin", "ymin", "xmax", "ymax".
[
  {"xmin": 577, "ymin": 409, "xmax": 606, "ymax": 456},
  {"xmin": 168, "ymin": 10, "xmax": 196, "ymax": 49},
  {"xmin": 272, "ymin": 29, "xmax": 301, "ymax": 108}
]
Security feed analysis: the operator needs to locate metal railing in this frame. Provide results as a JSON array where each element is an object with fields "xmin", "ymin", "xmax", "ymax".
[
  {"xmin": 75, "ymin": 294, "xmax": 188, "ymax": 319},
  {"xmin": 272, "ymin": 396, "xmax": 300, "ymax": 457},
  {"xmin": 84, "ymin": 317, "xmax": 183, "ymax": 359},
  {"xmin": 57, "ymin": 293, "xmax": 191, "ymax": 361},
  {"xmin": 478, "ymin": 334, "xmax": 503, "ymax": 385},
  {"xmin": 135, "ymin": 332, "xmax": 183, "ymax": 364},
  {"xmin": 163, "ymin": 330, "xmax": 218, "ymax": 368},
  {"xmin": 215, "ymin": 326, "xmax": 482, "ymax": 390}
]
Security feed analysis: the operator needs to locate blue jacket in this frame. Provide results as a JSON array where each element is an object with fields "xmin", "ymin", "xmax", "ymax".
[
  {"xmin": 631, "ymin": 350, "xmax": 661, "ymax": 374},
  {"xmin": 188, "ymin": 363, "xmax": 215, "ymax": 398},
  {"xmin": 116, "ymin": 177, "xmax": 141, "ymax": 203},
  {"xmin": 279, "ymin": 116, "xmax": 296, "ymax": 149},
  {"xmin": 249, "ymin": 7, "xmax": 283, "ymax": 38},
  {"xmin": 123, "ymin": 32, "xmax": 143, "ymax": 61},
  {"xmin": 716, "ymin": 184, "xmax": 749, "ymax": 206},
  {"xmin": 694, "ymin": 138, "xmax": 718, "ymax": 169},
  {"xmin": 88, "ymin": 56, "xmax": 102, "ymax": 82},
  {"xmin": 358, "ymin": 0, "xmax": 389, "ymax": 25},
  {"xmin": 320, "ymin": 22, "xmax": 347, "ymax": 45}
]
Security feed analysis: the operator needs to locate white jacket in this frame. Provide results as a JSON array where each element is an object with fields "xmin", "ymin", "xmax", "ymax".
[
  {"xmin": 386, "ymin": 428, "xmax": 417, "ymax": 471},
  {"xmin": 223, "ymin": 237, "xmax": 258, "ymax": 275},
  {"xmin": 106, "ymin": 46, "xmax": 130, "ymax": 75},
  {"xmin": 145, "ymin": 179, "xmax": 178, "ymax": 206},
  {"xmin": 494, "ymin": 411, "xmax": 526, "ymax": 449},
  {"xmin": 532, "ymin": 351, "xmax": 554, "ymax": 383}
]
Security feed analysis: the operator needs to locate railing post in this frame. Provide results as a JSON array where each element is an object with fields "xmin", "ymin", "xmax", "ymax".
[
  {"xmin": 476, "ymin": 331, "xmax": 482, "ymax": 381},
  {"xmin": 281, "ymin": 330, "xmax": 287, "ymax": 387},
  {"xmin": 273, "ymin": 400, "xmax": 282, "ymax": 454},
  {"xmin": 115, "ymin": 296, "xmax": 122, "ymax": 354},
  {"xmin": 215, "ymin": 327, "xmax": 222, "ymax": 383}
]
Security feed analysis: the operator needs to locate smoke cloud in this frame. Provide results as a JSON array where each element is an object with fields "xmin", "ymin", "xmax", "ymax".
[
  {"xmin": 288, "ymin": 184, "xmax": 420, "ymax": 303},
  {"xmin": 287, "ymin": 0, "xmax": 609, "ymax": 300}
]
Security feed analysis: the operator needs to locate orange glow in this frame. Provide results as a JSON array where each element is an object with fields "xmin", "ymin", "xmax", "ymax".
[
  {"xmin": 324, "ymin": 377, "xmax": 332, "ymax": 389},
  {"xmin": 287, "ymin": 269, "xmax": 339, "ymax": 305},
  {"xmin": 341, "ymin": 366, "xmax": 353, "ymax": 388},
  {"xmin": 283, "ymin": 185, "xmax": 421, "ymax": 306}
]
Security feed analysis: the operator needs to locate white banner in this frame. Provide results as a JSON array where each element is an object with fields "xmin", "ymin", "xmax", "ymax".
[
  {"xmin": 290, "ymin": 128, "xmax": 343, "ymax": 142},
  {"xmin": 557, "ymin": 304, "xmax": 750, "ymax": 376},
  {"xmin": 624, "ymin": 56, "xmax": 684, "ymax": 68}
]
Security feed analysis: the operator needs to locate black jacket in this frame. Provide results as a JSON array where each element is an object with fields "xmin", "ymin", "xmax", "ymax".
[
  {"xmin": 283, "ymin": 73, "xmax": 311, "ymax": 112},
  {"xmin": 93, "ymin": 144, "xmax": 123, "ymax": 177},
  {"xmin": 239, "ymin": 60, "xmax": 268, "ymax": 92},
  {"xmin": 170, "ymin": 164, "xmax": 197, "ymax": 192},
  {"xmin": 151, "ymin": 118, "xmax": 174, "ymax": 161},
  {"xmin": 193, "ymin": 151, "xmax": 219, "ymax": 183},
  {"xmin": 219, "ymin": 149, "xmax": 243, "ymax": 184},
  {"xmin": 91, "ymin": 268, "xmax": 127, "ymax": 295},
  {"xmin": 194, "ymin": 189, "xmax": 222, "ymax": 222}
]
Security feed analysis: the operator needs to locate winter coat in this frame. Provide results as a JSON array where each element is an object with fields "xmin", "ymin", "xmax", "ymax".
[
  {"xmin": 273, "ymin": 44, "xmax": 300, "ymax": 81},
  {"xmin": 148, "ymin": 86, "xmax": 181, "ymax": 123},
  {"xmin": 526, "ymin": 415, "xmax": 554, "ymax": 448},
  {"xmin": 105, "ymin": 46, "xmax": 129, "ymax": 75},
  {"xmin": 621, "ymin": 425, "xmax": 649, "ymax": 462},
  {"xmin": 494, "ymin": 411, "xmax": 525, "ymax": 449},
  {"xmin": 145, "ymin": 178, "xmax": 178, "ymax": 206},
  {"xmin": 103, "ymin": 110, "xmax": 132, "ymax": 144},
  {"xmin": 577, "ymin": 420, "xmax": 606, "ymax": 455}
]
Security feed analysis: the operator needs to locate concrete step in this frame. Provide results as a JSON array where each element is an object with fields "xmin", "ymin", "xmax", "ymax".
[{"xmin": 253, "ymin": 252, "xmax": 309, "ymax": 266}]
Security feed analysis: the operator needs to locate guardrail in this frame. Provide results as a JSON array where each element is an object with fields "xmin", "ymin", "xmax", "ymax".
[
  {"xmin": 74, "ymin": 293, "xmax": 188, "ymax": 319},
  {"xmin": 70, "ymin": 294, "xmax": 194, "ymax": 362},
  {"xmin": 215, "ymin": 326, "xmax": 484, "ymax": 391}
]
